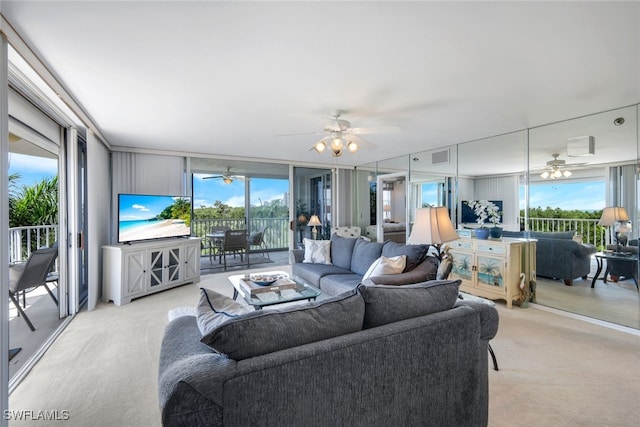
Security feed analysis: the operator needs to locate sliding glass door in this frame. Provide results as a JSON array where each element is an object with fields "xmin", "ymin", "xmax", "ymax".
[{"xmin": 293, "ymin": 167, "xmax": 333, "ymax": 246}]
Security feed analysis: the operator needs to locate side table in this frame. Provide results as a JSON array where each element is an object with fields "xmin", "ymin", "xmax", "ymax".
[{"xmin": 592, "ymin": 252, "xmax": 638, "ymax": 291}]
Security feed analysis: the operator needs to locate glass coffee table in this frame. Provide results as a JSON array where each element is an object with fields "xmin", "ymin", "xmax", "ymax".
[{"xmin": 227, "ymin": 270, "xmax": 321, "ymax": 310}]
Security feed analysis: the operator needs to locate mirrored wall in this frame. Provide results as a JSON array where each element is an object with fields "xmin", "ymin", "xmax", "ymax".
[{"xmin": 357, "ymin": 104, "xmax": 639, "ymax": 330}]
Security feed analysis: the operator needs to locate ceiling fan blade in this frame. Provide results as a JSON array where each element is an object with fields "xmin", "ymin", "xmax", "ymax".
[
  {"xmin": 349, "ymin": 125, "xmax": 400, "ymax": 135},
  {"xmin": 276, "ymin": 131, "xmax": 324, "ymax": 137},
  {"xmin": 202, "ymin": 175, "xmax": 223, "ymax": 180}
]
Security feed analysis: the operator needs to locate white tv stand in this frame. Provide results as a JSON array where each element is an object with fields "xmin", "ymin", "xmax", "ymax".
[{"xmin": 102, "ymin": 237, "xmax": 201, "ymax": 306}]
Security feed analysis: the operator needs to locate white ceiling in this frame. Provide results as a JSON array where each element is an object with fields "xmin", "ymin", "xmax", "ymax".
[{"xmin": 1, "ymin": 1, "xmax": 639, "ymax": 169}]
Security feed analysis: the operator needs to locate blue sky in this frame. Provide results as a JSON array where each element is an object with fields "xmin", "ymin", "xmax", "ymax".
[
  {"xmin": 9, "ymin": 153, "xmax": 57, "ymax": 188},
  {"xmin": 421, "ymin": 180, "xmax": 605, "ymax": 211},
  {"xmin": 192, "ymin": 175, "xmax": 288, "ymax": 208},
  {"xmin": 521, "ymin": 181, "xmax": 605, "ymax": 211}
]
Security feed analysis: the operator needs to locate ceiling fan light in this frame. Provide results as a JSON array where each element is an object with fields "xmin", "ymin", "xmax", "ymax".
[
  {"xmin": 331, "ymin": 137, "xmax": 343, "ymax": 150},
  {"xmin": 553, "ymin": 169, "xmax": 562, "ymax": 178},
  {"xmin": 540, "ymin": 171, "xmax": 550, "ymax": 179},
  {"xmin": 347, "ymin": 140, "xmax": 358, "ymax": 153},
  {"xmin": 223, "ymin": 177, "xmax": 233, "ymax": 184},
  {"xmin": 563, "ymin": 170, "xmax": 572, "ymax": 177},
  {"xmin": 314, "ymin": 140, "xmax": 326, "ymax": 153},
  {"xmin": 332, "ymin": 148, "xmax": 342, "ymax": 157}
]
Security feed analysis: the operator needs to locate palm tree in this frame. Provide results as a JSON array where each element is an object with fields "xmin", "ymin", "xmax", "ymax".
[{"xmin": 10, "ymin": 175, "xmax": 58, "ymax": 228}]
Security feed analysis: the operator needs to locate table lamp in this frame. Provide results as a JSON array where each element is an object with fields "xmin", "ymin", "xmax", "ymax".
[
  {"xmin": 598, "ymin": 206, "xmax": 630, "ymax": 253},
  {"xmin": 308, "ymin": 215, "xmax": 322, "ymax": 240},
  {"xmin": 407, "ymin": 206, "xmax": 459, "ymax": 260}
]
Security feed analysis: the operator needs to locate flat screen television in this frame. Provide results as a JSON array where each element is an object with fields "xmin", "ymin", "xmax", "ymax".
[
  {"xmin": 118, "ymin": 194, "xmax": 192, "ymax": 243},
  {"xmin": 461, "ymin": 200, "xmax": 503, "ymax": 224}
]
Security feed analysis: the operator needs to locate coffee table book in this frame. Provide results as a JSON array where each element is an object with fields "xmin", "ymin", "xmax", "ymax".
[{"xmin": 239, "ymin": 277, "xmax": 297, "ymax": 296}]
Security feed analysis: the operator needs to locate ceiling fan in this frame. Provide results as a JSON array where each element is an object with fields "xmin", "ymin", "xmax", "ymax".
[
  {"xmin": 537, "ymin": 153, "xmax": 588, "ymax": 179},
  {"xmin": 277, "ymin": 110, "xmax": 397, "ymax": 157},
  {"xmin": 202, "ymin": 167, "xmax": 245, "ymax": 184}
]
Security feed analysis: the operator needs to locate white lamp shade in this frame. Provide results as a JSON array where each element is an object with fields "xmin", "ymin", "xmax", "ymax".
[
  {"xmin": 308, "ymin": 215, "xmax": 322, "ymax": 226},
  {"xmin": 407, "ymin": 207, "xmax": 458, "ymax": 245},
  {"xmin": 598, "ymin": 207, "xmax": 630, "ymax": 226}
]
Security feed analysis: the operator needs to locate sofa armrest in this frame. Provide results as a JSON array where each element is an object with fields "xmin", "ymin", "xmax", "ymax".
[
  {"xmin": 289, "ymin": 249, "xmax": 304, "ymax": 264},
  {"xmin": 453, "ymin": 300, "xmax": 499, "ymax": 341},
  {"xmin": 572, "ymin": 242, "xmax": 596, "ymax": 258}
]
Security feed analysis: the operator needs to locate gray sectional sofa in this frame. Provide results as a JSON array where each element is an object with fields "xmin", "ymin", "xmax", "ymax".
[
  {"xmin": 158, "ymin": 281, "xmax": 499, "ymax": 426},
  {"xmin": 289, "ymin": 234, "xmax": 440, "ymax": 295},
  {"xmin": 501, "ymin": 230, "xmax": 596, "ymax": 285}
]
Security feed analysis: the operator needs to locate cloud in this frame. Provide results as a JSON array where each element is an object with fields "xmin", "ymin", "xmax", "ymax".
[{"xmin": 132, "ymin": 204, "xmax": 150, "ymax": 211}]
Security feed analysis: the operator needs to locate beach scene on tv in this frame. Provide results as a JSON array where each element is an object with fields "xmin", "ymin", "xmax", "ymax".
[{"xmin": 118, "ymin": 194, "xmax": 192, "ymax": 243}]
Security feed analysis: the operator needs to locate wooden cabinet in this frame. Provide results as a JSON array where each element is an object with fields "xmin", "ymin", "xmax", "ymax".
[
  {"xmin": 103, "ymin": 238, "xmax": 201, "ymax": 305},
  {"xmin": 448, "ymin": 237, "xmax": 535, "ymax": 308}
]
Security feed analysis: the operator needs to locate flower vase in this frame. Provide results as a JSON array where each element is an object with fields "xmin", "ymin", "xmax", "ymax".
[
  {"xmin": 474, "ymin": 228, "xmax": 490, "ymax": 240},
  {"xmin": 490, "ymin": 227, "xmax": 503, "ymax": 239}
]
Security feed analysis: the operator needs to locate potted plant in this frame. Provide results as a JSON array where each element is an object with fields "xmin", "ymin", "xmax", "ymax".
[{"xmin": 466, "ymin": 200, "xmax": 502, "ymax": 239}]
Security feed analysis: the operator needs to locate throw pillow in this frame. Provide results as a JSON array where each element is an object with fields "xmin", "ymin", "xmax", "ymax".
[
  {"xmin": 330, "ymin": 234, "xmax": 358, "ymax": 270},
  {"xmin": 358, "ymin": 279, "xmax": 461, "ymax": 329},
  {"xmin": 362, "ymin": 255, "xmax": 406, "ymax": 281},
  {"xmin": 303, "ymin": 238, "xmax": 332, "ymax": 265},
  {"xmin": 381, "ymin": 241, "xmax": 429, "ymax": 272},
  {"xmin": 196, "ymin": 288, "xmax": 250, "ymax": 337},
  {"xmin": 201, "ymin": 289, "xmax": 365, "ymax": 360},
  {"xmin": 350, "ymin": 238, "xmax": 385, "ymax": 275}
]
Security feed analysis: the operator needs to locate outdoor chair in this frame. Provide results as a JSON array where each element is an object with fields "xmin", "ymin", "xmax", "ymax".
[
  {"xmin": 208, "ymin": 226, "xmax": 230, "ymax": 262},
  {"xmin": 247, "ymin": 226, "xmax": 269, "ymax": 259},
  {"xmin": 8, "ymin": 246, "xmax": 59, "ymax": 331},
  {"xmin": 221, "ymin": 229, "xmax": 249, "ymax": 271}
]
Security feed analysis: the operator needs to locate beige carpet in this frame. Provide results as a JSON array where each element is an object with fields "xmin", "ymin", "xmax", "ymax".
[{"xmin": 8, "ymin": 265, "xmax": 640, "ymax": 426}]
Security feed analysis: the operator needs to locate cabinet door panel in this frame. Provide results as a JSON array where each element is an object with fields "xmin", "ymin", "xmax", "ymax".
[
  {"xmin": 166, "ymin": 247, "xmax": 182, "ymax": 284},
  {"xmin": 476, "ymin": 254, "xmax": 505, "ymax": 289},
  {"xmin": 183, "ymin": 242, "xmax": 199, "ymax": 280},
  {"xmin": 450, "ymin": 251, "xmax": 473, "ymax": 281},
  {"xmin": 123, "ymin": 250, "xmax": 146, "ymax": 296},
  {"xmin": 149, "ymin": 249, "xmax": 164, "ymax": 287}
]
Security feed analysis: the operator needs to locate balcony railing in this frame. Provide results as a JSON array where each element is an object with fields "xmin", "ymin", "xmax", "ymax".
[
  {"xmin": 520, "ymin": 217, "xmax": 610, "ymax": 250},
  {"xmin": 9, "ymin": 225, "xmax": 59, "ymax": 264},
  {"xmin": 191, "ymin": 217, "xmax": 289, "ymax": 253}
]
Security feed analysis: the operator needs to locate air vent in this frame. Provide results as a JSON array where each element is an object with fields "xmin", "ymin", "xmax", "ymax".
[
  {"xmin": 567, "ymin": 136, "xmax": 595, "ymax": 157},
  {"xmin": 431, "ymin": 149, "xmax": 450, "ymax": 165}
]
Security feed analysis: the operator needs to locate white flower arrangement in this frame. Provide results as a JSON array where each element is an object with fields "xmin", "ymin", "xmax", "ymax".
[{"xmin": 466, "ymin": 200, "xmax": 501, "ymax": 228}]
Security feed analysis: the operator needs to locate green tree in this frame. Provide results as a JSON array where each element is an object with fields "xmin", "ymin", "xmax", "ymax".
[{"xmin": 10, "ymin": 175, "xmax": 58, "ymax": 228}]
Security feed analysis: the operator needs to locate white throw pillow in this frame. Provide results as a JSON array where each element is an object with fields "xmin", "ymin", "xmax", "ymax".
[
  {"xmin": 303, "ymin": 238, "xmax": 332, "ymax": 265},
  {"xmin": 362, "ymin": 255, "xmax": 406, "ymax": 280}
]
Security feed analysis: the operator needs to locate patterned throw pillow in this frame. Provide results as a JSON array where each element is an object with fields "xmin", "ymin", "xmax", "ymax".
[
  {"xmin": 303, "ymin": 238, "xmax": 332, "ymax": 264},
  {"xmin": 362, "ymin": 255, "xmax": 407, "ymax": 280}
]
